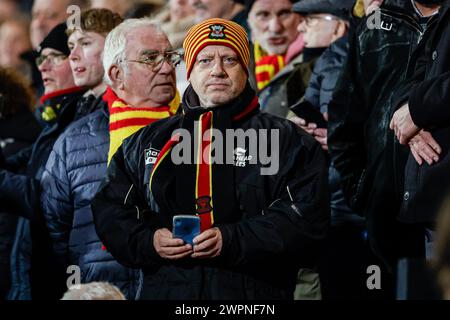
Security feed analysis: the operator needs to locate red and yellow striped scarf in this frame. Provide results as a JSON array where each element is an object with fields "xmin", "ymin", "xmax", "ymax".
[
  {"xmin": 254, "ymin": 42, "xmax": 285, "ymax": 91},
  {"xmin": 103, "ymin": 87, "xmax": 180, "ymax": 164},
  {"xmin": 149, "ymin": 88, "xmax": 259, "ymax": 232}
]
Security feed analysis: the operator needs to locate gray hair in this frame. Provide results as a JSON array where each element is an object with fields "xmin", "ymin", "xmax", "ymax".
[
  {"xmin": 61, "ymin": 282, "xmax": 126, "ymax": 300},
  {"xmin": 102, "ymin": 18, "xmax": 165, "ymax": 86}
]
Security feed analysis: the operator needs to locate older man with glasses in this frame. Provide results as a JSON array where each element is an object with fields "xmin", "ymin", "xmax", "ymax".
[{"xmin": 40, "ymin": 18, "xmax": 181, "ymax": 300}]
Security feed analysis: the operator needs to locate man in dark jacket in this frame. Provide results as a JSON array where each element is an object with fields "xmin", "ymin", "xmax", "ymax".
[
  {"xmin": 92, "ymin": 18, "xmax": 329, "ymax": 300},
  {"xmin": 328, "ymin": 0, "xmax": 442, "ymax": 275},
  {"xmin": 40, "ymin": 18, "xmax": 180, "ymax": 300},
  {"xmin": 0, "ymin": 23, "xmax": 86, "ymax": 300},
  {"xmin": 0, "ymin": 68, "xmax": 41, "ymax": 300},
  {"xmin": 390, "ymin": 0, "xmax": 450, "ymax": 250}
]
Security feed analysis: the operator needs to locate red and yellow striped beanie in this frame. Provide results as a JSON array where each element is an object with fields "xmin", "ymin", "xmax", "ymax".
[{"xmin": 183, "ymin": 18, "xmax": 250, "ymax": 79}]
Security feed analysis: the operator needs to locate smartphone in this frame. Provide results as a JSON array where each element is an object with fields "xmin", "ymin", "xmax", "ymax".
[
  {"xmin": 172, "ymin": 215, "xmax": 201, "ymax": 245},
  {"xmin": 290, "ymin": 100, "xmax": 327, "ymax": 128}
]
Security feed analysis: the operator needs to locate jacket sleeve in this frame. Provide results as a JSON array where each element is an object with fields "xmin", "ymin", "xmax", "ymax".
[
  {"xmin": 0, "ymin": 169, "xmax": 40, "ymax": 219},
  {"xmin": 303, "ymin": 59, "xmax": 322, "ymax": 110},
  {"xmin": 3, "ymin": 145, "xmax": 33, "ymax": 173},
  {"xmin": 91, "ymin": 145, "xmax": 164, "ymax": 269},
  {"xmin": 327, "ymin": 31, "xmax": 367, "ymax": 210},
  {"xmin": 393, "ymin": 32, "xmax": 430, "ymax": 111},
  {"xmin": 409, "ymin": 71, "xmax": 450, "ymax": 129},
  {"xmin": 40, "ymin": 135, "xmax": 73, "ymax": 262},
  {"xmin": 218, "ymin": 132, "xmax": 330, "ymax": 269}
]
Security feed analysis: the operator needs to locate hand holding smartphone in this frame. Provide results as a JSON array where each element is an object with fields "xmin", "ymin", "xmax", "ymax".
[
  {"xmin": 290, "ymin": 100, "xmax": 327, "ymax": 128},
  {"xmin": 172, "ymin": 215, "xmax": 201, "ymax": 245}
]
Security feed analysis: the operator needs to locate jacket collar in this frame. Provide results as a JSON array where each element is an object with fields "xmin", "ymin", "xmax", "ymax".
[{"xmin": 39, "ymin": 86, "xmax": 86, "ymax": 104}]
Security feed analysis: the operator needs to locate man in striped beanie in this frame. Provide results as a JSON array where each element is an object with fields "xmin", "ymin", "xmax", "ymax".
[{"xmin": 92, "ymin": 18, "xmax": 329, "ymax": 300}]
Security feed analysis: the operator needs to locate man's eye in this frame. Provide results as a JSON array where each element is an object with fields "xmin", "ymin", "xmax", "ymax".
[
  {"xmin": 223, "ymin": 57, "xmax": 238, "ymax": 65},
  {"xmin": 199, "ymin": 58, "xmax": 212, "ymax": 64},
  {"xmin": 81, "ymin": 42, "xmax": 91, "ymax": 47},
  {"xmin": 143, "ymin": 55, "xmax": 158, "ymax": 63},
  {"xmin": 256, "ymin": 11, "xmax": 270, "ymax": 19},
  {"xmin": 279, "ymin": 10, "xmax": 293, "ymax": 19}
]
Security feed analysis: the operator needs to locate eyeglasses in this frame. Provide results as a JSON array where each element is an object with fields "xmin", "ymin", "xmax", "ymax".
[
  {"xmin": 35, "ymin": 53, "xmax": 68, "ymax": 67},
  {"xmin": 121, "ymin": 49, "xmax": 183, "ymax": 71},
  {"xmin": 304, "ymin": 15, "xmax": 340, "ymax": 27}
]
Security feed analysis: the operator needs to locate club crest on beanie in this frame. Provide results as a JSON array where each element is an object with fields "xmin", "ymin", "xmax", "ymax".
[{"xmin": 183, "ymin": 18, "xmax": 250, "ymax": 79}]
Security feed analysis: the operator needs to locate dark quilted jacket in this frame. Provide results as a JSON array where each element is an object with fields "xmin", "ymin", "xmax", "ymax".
[{"xmin": 40, "ymin": 101, "xmax": 140, "ymax": 299}]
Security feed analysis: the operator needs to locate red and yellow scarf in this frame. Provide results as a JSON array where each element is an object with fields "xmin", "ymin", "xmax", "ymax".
[
  {"xmin": 149, "ymin": 84, "xmax": 259, "ymax": 231},
  {"xmin": 254, "ymin": 42, "xmax": 285, "ymax": 91},
  {"xmin": 103, "ymin": 87, "xmax": 180, "ymax": 164}
]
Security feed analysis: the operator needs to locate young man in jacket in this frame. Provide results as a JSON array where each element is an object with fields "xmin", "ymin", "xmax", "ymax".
[
  {"xmin": 92, "ymin": 18, "xmax": 329, "ymax": 300},
  {"xmin": 40, "ymin": 18, "xmax": 180, "ymax": 300}
]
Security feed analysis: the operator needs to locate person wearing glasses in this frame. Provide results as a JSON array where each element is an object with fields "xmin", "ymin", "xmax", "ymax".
[
  {"xmin": 91, "ymin": 18, "xmax": 329, "ymax": 300},
  {"xmin": 1, "ymin": 22, "xmax": 87, "ymax": 300},
  {"xmin": 40, "ymin": 18, "xmax": 181, "ymax": 300}
]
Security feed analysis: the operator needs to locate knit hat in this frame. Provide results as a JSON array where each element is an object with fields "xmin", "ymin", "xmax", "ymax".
[
  {"xmin": 183, "ymin": 18, "xmax": 250, "ymax": 79},
  {"xmin": 37, "ymin": 23, "xmax": 70, "ymax": 56}
]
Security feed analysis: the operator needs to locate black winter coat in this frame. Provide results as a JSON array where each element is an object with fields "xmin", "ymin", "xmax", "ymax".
[
  {"xmin": 0, "ymin": 107, "xmax": 41, "ymax": 299},
  {"xmin": 92, "ymin": 87, "xmax": 329, "ymax": 300},
  {"xmin": 394, "ymin": 1, "xmax": 450, "ymax": 224},
  {"xmin": 0, "ymin": 88, "xmax": 86, "ymax": 300},
  {"xmin": 328, "ymin": 0, "xmax": 438, "ymax": 213}
]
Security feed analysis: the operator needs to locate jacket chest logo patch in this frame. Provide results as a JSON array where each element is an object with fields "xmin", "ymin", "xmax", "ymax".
[
  {"xmin": 145, "ymin": 148, "xmax": 160, "ymax": 165},
  {"xmin": 234, "ymin": 147, "xmax": 253, "ymax": 168}
]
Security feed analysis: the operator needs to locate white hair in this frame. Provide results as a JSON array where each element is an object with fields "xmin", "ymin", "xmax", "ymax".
[
  {"xmin": 102, "ymin": 18, "xmax": 166, "ymax": 86},
  {"xmin": 61, "ymin": 282, "xmax": 126, "ymax": 300}
]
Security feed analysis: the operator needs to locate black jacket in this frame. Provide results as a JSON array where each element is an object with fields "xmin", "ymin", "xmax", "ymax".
[
  {"xmin": 1, "ymin": 87, "xmax": 86, "ymax": 300},
  {"xmin": 394, "ymin": 1, "xmax": 450, "ymax": 224},
  {"xmin": 328, "ymin": 0, "xmax": 438, "ymax": 214},
  {"xmin": 0, "ymin": 106, "xmax": 41, "ymax": 299},
  {"xmin": 92, "ymin": 86, "xmax": 329, "ymax": 300}
]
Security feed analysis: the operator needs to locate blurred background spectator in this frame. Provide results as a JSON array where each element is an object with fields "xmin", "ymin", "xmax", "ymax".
[
  {"xmin": 0, "ymin": 16, "xmax": 32, "ymax": 80},
  {"xmin": 0, "ymin": 67, "xmax": 41, "ymax": 300}
]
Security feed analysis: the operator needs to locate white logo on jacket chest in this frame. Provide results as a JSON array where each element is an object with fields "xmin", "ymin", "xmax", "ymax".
[
  {"xmin": 234, "ymin": 147, "xmax": 253, "ymax": 168},
  {"xmin": 145, "ymin": 148, "xmax": 160, "ymax": 165}
]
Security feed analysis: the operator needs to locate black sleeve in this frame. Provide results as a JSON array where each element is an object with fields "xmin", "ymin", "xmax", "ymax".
[
  {"xmin": 327, "ymin": 30, "xmax": 367, "ymax": 210},
  {"xmin": 218, "ymin": 133, "xmax": 330, "ymax": 269},
  {"xmin": 392, "ymin": 34, "xmax": 430, "ymax": 111},
  {"xmin": 0, "ymin": 169, "xmax": 40, "ymax": 219},
  {"xmin": 409, "ymin": 71, "xmax": 450, "ymax": 129},
  {"xmin": 92, "ymin": 145, "xmax": 164, "ymax": 269},
  {"xmin": 3, "ymin": 145, "xmax": 33, "ymax": 173}
]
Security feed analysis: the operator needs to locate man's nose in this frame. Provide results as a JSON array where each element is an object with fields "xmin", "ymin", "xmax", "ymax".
[
  {"xmin": 298, "ymin": 20, "xmax": 307, "ymax": 33},
  {"xmin": 69, "ymin": 46, "xmax": 80, "ymax": 62},
  {"xmin": 210, "ymin": 59, "xmax": 226, "ymax": 76},
  {"xmin": 268, "ymin": 15, "xmax": 283, "ymax": 33},
  {"xmin": 38, "ymin": 59, "xmax": 50, "ymax": 72},
  {"xmin": 157, "ymin": 58, "xmax": 175, "ymax": 74}
]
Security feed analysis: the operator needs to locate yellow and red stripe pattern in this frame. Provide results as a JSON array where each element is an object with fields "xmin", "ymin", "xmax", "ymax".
[
  {"xmin": 103, "ymin": 87, "xmax": 180, "ymax": 164},
  {"xmin": 195, "ymin": 111, "xmax": 214, "ymax": 231},
  {"xmin": 183, "ymin": 18, "xmax": 250, "ymax": 79},
  {"xmin": 255, "ymin": 54, "xmax": 285, "ymax": 91}
]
